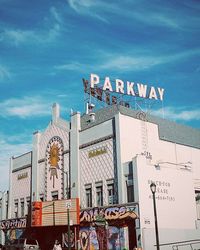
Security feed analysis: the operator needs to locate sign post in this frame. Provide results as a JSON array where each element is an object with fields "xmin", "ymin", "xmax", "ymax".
[{"xmin": 66, "ymin": 200, "xmax": 72, "ymax": 250}]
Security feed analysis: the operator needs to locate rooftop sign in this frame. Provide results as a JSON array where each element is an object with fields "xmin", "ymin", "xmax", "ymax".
[{"xmin": 90, "ymin": 73, "xmax": 164, "ymax": 101}]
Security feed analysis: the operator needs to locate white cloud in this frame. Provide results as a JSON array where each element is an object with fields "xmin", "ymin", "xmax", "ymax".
[
  {"xmin": 0, "ymin": 135, "xmax": 32, "ymax": 191},
  {"xmin": 152, "ymin": 106, "xmax": 200, "ymax": 122},
  {"xmin": 0, "ymin": 65, "xmax": 11, "ymax": 81},
  {"xmin": 100, "ymin": 55, "xmax": 161, "ymax": 71},
  {"xmin": 0, "ymin": 24, "xmax": 60, "ymax": 46},
  {"xmin": 55, "ymin": 62, "xmax": 87, "ymax": 72},
  {"xmin": 50, "ymin": 6, "xmax": 63, "ymax": 24},
  {"xmin": 2, "ymin": 30, "xmax": 35, "ymax": 46},
  {"xmin": 67, "ymin": 0, "xmax": 200, "ymax": 31},
  {"xmin": 131, "ymin": 9, "xmax": 181, "ymax": 29},
  {"xmin": 55, "ymin": 48, "xmax": 200, "ymax": 73},
  {"xmin": 46, "ymin": 24, "xmax": 60, "ymax": 42},
  {"xmin": 67, "ymin": 0, "xmax": 108, "ymax": 22},
  {"xmin": 0, "ymin": 7, "xmax": 61, "ymax": 46},
  {"xmin": 0, "ymin": 96, "xmax": 51, "ymax": 118},
  {"xmin": 68, "ymin": 0, "xmax": 96, "ymax": 12},
  {"xmin": 67, "ymin": 0, "xmax": 185, "ymax": 29},
  {"xmin": 54, "ymin": 56, "xmax": 158, "ymax": 73},
  {"xmin": 99, "ymin": 48, "xmax": 200, "ymax": 71}
]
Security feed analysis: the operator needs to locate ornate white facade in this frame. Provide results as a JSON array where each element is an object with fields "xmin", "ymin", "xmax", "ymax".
[{"xmin": 1, "ymin": 103, "xmax": 200, "ymax": 249}]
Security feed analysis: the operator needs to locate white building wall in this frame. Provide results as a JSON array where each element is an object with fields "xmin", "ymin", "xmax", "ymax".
[
  {"xmin": 0, "ymin": 191, "xmax": 8, "ymax": 245},
  {"xmin": 3, "ymin": 104, "xmax": 200, "ymax": 249},
  {"xmin": 80, "ymin": 138, "xmax": 115, "ymax": 208},
  {"xmin": 137, "ymin": 157, "xmax": 196, "ymax": 229},
  {"xmin": 12, "ymin": 152, "xmax": 31, "ymax": 171},
  {"xmin": 118, "ymin": 113, "xmax": 200, "ymax": 180},
  {"xmin": 117, "ymin": 114, "xmax": 142, "ymax": 163},
  {"xmin": 38, "ymin": 161, "xmax": 45, "ymax": 198},
  {"xmin": 117, "ymin": 113, "xmax": 200, "ymax": 248},
  {"xmin": 11, "ymin": 167, "xmax": 31, "ymax": 218},
  {"xmin": 133, "ymin": 155, "xmax": 197, "ymax": 249},
  {"xmin": 33, "ymin": 122, "xmax": 70, "ymax": 201},
  {"xmin": 80, "ymin": 120, "xmax": 113, "ymax": 145},
  {"xmin": 147, "ymin": 129, "xmax": 177, "ymax": 165},
  {"xmin": 79, "ymin": 118, "xmax": 115, "ymax": 208},
  {"xmin": 142, "ymin": 228, "xmax": 200, "ymax": 250},
  {"xmin": 70, "ymin": 112, "xmax": 80, "ymax": 200}
]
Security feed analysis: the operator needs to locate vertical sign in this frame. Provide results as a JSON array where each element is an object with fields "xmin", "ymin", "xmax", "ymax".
[{"xmin": 32, "ymin": 202, "xmax": 42, "ymax": 226}]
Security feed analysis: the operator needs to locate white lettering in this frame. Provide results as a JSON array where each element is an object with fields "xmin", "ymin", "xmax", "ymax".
[
  {"xmin": 149, "ymin": 87, "xmax": 158, "ymax": 100},
  {"xmin": 88, "ymin": 74, "xmax": 164, "ymax": 102},
  {"xmin": 137, "ymin": 83, "xmax": 147, "ymax": 98},
  {"xmin": 90, "ymin": 73, "xmax": 99, "ymax": 88},
  {"xmin": 127, "ymin": 81, "xmax": 135, "ymax": 96},
  {"xmin": 158, "ymin": 88, "xmax": 164, "ymax": 101},
  {"xmin": 116, "ymin": 79, "xmax": 124, "ymax": 93},
  {"xmin": 103, "ymin": 77, "xmax": 113, "ymax": 91}
]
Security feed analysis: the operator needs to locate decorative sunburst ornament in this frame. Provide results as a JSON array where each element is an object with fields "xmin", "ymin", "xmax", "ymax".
[
  {"xmin": 49, "ymin": 143, "xmax": 60, "ymax": 167},
  {"xmin": 46, "ymin": 136, "xmax": 63, "ymax": 188}
]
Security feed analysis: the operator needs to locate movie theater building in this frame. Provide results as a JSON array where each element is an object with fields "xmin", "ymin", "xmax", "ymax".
[{"xmin": 1, "ymin": 102, "xmax": 200, "ymax": 250}]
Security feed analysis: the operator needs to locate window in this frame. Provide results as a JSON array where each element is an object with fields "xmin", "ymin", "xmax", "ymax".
[
  {"xmin": 107, "ymin": 183, "xmax": 114, "ymax": 205},
  {"xmin": 26, "ymin": 239, "xmax": 37, "ymax": 245},
  {"xmin": 26, "ymin": 197, "xmax": 30, "ymax": 216},
  {"xmin": 14, "ymin": 200, "xmax": 18, "ymax": 218},
  {"xmin": 40, "ymin": 194, "xmax": 44, "ymax": 202},
  {"xmin": 51, "ymin": 191, "xmax": 58, "ymax": 201},
  {"xmin": 96, "ymin": 186, "xmax": 103, "ymax": 206},
  {"xmin": 195, "ymin": 190, "xmax": 200, "ymax": 219},
  {"xmin": 85, "ymin": 186, "xmax": 92, "ymax": 208},
  {"xmin": 126, "ymin": 179, "xmax": 134, "ymax": 202},
  {"xmin": 20, "ymin": 200, "xmax": 24, "ymax": 217},
  {"xmin": 6, "ymin": 200, "xmax": 8, "ymax": 219}
]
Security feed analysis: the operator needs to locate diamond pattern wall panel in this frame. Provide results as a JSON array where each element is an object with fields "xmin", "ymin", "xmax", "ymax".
[
  {"xmin": 39, "ymin": 124, "xmax": 69, "ymax": 159},
  {"xmin": 80, "ymin": 138, "xmax": 116, "ymax": 208}
]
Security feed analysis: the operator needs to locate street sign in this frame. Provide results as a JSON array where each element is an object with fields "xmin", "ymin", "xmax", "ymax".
[{"xmin": 66, "ymin": 200, "xmax": 72, "ymax": 209}]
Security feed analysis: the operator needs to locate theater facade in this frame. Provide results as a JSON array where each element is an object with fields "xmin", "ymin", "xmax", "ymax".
[{"xmin": 1, "ymin": 102, "xmax": 200, "ymax": 250}]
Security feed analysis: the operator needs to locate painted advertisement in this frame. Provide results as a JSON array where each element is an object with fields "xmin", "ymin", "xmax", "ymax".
[
  {"xmin": 80, "ymin": 205, "xmax": 138, "ymax": 224},
  {"xmin": 79, "ymin": 226, "xmax": 125, "ymax": 250},
  {"xmin": 133, "ymin": 155, "xmax": 196, "ymax": 230}
]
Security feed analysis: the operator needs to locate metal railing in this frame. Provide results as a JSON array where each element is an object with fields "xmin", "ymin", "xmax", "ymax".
[{"xmin": 158, "ymin": 239, "xmax": 200, "ymax": 250}]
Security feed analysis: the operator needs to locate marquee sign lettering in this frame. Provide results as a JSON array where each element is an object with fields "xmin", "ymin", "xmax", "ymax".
[
  {"xmin": 17, "ymin": 172, "xmax": 28, "ymax": 180},
  {"xmin": 83, "ymin": 74, "xmax": 164, "ymax": 106},
  {"xmin": 0, "ymin": 218, "xmax": 27, "ymax": 230},
  {"xmin": 88, "ymin": 147, "xmax": 107, "ymax": 158}
]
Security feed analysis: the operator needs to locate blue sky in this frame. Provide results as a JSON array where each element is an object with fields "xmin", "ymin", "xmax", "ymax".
[{"xmin": 0, "ymin": 0, "xmax": 200, "ymax": 190}]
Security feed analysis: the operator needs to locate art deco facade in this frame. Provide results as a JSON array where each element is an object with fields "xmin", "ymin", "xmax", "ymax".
[{"xmin": 1, "ymin": 103, "xmax": 200, "ymax": 250}]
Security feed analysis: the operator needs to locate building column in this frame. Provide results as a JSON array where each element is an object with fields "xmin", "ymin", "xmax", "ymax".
[
  {"xmin": 32, "ymin": 131, "xmax": 41, "ymax": 201},
  {"xmin": 0, "ymin": 191, "xmax": 7, "ymax": 245},
  {"xmin": 8, "ymin": 157, "xmax": 13, "ymax": 219},
  {"xmin": 70, "ymin": 112, "xmax": 80, "ymax": 199},
  {"xmin": 114, "ymin": 113, "xmax": 125, "ymax": 204}
]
